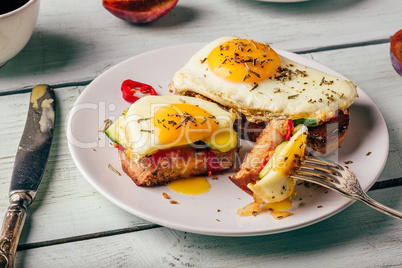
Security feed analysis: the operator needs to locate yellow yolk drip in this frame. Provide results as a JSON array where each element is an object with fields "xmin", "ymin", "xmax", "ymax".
[
  {"xmin": 153, "ymin": 103, "xmax": 219, "ymax": 146},
  {"xmin": 207, "ymin": 39, "xmax": 281, "ymax": 83},
  {"xmin": 265, "ymin": 197, "xmax": 292, "ymax": 211},
  {"xmin": 168, "ymin": 177, "xmax": 211, "ymax": 195}
]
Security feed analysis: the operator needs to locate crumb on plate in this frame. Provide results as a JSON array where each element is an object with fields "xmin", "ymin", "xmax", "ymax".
[{"xmin": 270, "ymin": 211, "xmax": 293, "ymax": 219}]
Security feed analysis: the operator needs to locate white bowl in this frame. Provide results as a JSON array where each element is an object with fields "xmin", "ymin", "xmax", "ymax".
[{"xmin": 0, "ymin": 0, "xmax": 40, "ymax": 67}]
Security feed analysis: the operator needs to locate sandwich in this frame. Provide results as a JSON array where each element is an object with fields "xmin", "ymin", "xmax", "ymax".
[
  {"xmin": 170, "ymin": 36, "xmax": 357, "ymax": 156},
  {"xmin": 169, "ymin": 36, "xmax": 357, "ymax": 206},
  {"xmin": 105, "ymin": 95, "xmax": 239, "ymax": 186}
]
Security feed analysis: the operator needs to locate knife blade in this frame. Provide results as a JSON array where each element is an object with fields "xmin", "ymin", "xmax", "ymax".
[{"xmin": 0, "ymin": 85, "xmax": 56, "ymax": 268}]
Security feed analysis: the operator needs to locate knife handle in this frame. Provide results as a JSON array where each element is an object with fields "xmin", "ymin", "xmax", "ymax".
[{"xmin": 0, "ymin": 193, "xmax": 31, "ymax": 268}]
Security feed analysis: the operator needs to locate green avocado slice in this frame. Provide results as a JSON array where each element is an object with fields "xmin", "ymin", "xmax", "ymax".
[
  {"xmin": 105, "ymin": 115, "xmax": 124, "ymax": 146},
  {"xmin": 258, "ymin": 140, "xmax": 288, "ymax": 179},
  {"xmin": 292, "ymin": 118, "xmax": 319, "ymax": 127}
]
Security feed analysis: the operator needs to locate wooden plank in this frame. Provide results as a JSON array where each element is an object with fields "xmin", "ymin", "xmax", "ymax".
[
  {"xmin": 13, "ymin": 186, "xmax": 402, "ymax": 267},
  {"xmin": 0, "ymin": 87, "xmax": 151, "ymax": 245},
  {"xmin": 0, "ymin": 43, "xmax": 401, "ymax": 246},
  {"xmin": 0, "ymin": 0, "xmax": 401, "ymax": 92}
]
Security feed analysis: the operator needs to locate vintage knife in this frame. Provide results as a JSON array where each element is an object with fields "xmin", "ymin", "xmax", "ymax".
[{"xmin": 0, "ymin": 85, "xmax": 56, "ymax": 268}]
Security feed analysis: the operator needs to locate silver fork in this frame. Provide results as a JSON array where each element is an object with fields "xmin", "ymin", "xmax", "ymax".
[{"xmin": 291, "ymin": 156, "xmax": 402, "ymax": 220}]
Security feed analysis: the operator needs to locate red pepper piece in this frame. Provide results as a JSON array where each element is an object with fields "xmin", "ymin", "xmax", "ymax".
[
  {"xmin": 150, "ymin": 87, "xmax": 158, "ymax": 95},
  {"xmin": 122, "ymin": 88, "xmax": 140, "ymax": 103},
  {"xmin": 114, "ymin": 143, "xmax": 124, "ymax": 151},
  {"xmin": 284, "ymin": 119, "xmax": 294, "ymax": 141},
  {"xmin": 121, "ymin": 79, "xmax": 157, "ymax": 103},
  {"xmin": 207, "ymin": 148, "xmax": 222, "ymax": 176},
  {"xmin": 139, "ymin": 84, "xmax": 158, "ymax": 95},
  {"xmin": 259, "ymin": 154, "xmax": 271, "ymax": 173},
  {"xmin": 138, "ymin": 84, "xmax": 152, "ymax": 93}
]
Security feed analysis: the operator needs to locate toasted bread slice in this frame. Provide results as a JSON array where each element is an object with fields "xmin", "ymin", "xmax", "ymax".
[
  {"xmin": 230, "ymin": 119, "xmax": 289, "ymax": 195},
  {"xmin": 179, "ymin": 91, "xmax": 349, "ymax": 156},
  {"xmin": 119, "ymin": 145, "xmax": 238, "ymax": 186}
]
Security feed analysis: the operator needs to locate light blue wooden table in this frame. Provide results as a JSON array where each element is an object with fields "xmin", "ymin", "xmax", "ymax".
[{"xmin": 0, "ymin": 0, "xmax": 401, "ymax": 267}]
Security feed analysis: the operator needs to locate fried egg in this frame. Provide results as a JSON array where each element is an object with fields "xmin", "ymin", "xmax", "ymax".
[
  {"xmin": 117, "ymin": 95, "xmax": 238, "ymax": 162},
  {"xmin": 171, "ymin": 36, "xmax": 357, "ymax": 122}
]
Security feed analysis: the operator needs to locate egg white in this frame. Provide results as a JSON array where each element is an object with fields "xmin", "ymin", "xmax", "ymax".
[
  {"xmin": 170, "ymin": 36, "xmax": 357, "ymax": 122},
  {"xmin": 117, "ymin": 95, "xmax": 237, "ymax": 162}
]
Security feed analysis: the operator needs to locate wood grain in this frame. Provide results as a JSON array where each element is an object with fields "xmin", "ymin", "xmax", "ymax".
[
  {"xmin": 0, "ymin": 87, "xmax": 150, "ymax": 245},
  {"xmin": 13, "ymin": 187, "xmax": 402, "ymax": 267}
]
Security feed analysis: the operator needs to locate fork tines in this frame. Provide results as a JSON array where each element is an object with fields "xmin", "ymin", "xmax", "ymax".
[
  {"xmin": 291, "ymin": 156, "xmax": 343, "ymax": 187},
  {"xmin": 291, "ymin": 157, "xmax": 402, "ymax": 220}
]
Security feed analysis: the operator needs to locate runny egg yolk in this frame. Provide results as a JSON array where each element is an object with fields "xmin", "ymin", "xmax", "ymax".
[
  {"xmin": 265, "ymin": 197, "xmax": 292, "ymax": 211},
  {"xmin": 153, "ymin": 103, "xmax": 219, "ymax": 146},
  {"xmin": 207, "ymin": 39, "xmax": 282, "ymax": 83},
  {"xmin": 168, "ymin": 177, "xmax": 211, "ymax": 195}
]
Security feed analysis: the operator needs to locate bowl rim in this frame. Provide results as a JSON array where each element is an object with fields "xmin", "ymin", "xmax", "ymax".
[{"xmin": 0, "ymin": 0, "xmax": 39, "ymax": 19}]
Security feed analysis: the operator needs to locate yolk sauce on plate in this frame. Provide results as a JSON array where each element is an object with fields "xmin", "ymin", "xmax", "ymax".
[
  {"xmin": 168, "ymin": 177, "xmax": 211, "ymax": 195},
  {"xmin": 265, "ymin": 197, "xmax": 292, "ymax": 211}
]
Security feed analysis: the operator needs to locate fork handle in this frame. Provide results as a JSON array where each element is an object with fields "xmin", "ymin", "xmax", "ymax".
[{"xmin": 357, "ymin": 193, "xmax": 402, "ymax": 220}]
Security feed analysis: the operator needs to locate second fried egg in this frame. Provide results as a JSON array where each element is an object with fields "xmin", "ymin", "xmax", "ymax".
[
  {"xmin": 171, "ymin": 36, "xmax": 357, "ymax": 122},
  {"xmin": 117, "ymin": 95, "xmax": 238, "ymax": 162}
]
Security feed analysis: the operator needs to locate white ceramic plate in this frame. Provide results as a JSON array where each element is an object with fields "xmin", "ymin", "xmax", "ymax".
[{"xmin": 67, "ymin": 43, "xmax": 389, "ymax": 236}]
